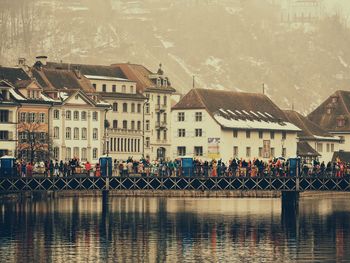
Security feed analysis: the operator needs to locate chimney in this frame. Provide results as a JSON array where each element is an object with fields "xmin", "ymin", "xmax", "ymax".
[
  {"xmin": 73, "ymin": 67, "xmax": 81, "ymax": 79},
  {"xmin": 35, "ymin": 55, "xmax": 48, "ymax": 66}
]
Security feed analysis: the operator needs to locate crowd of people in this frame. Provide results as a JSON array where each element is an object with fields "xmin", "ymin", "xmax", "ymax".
[{"xmin": 15, "ymin": 156, "xmax": 350, "ymax": 178}]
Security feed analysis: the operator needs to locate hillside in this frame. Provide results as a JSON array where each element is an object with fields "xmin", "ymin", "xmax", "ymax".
[{"xmin": 1, "ymin": 0, "xmax": 350, "ymax": 113}]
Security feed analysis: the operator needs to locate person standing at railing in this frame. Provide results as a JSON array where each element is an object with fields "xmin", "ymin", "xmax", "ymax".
[
  {"xmin": 26, "ymin": 162, "xmax": 33, "ymax": 177},
  {"xmin": 85, "ymin": 161, "xmax": 91, "ymax": 177}
]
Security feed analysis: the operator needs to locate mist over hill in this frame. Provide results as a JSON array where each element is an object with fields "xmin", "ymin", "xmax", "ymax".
[{"xmin": 1, "ymin": 0, "xmax": 350, "ymax": 113}]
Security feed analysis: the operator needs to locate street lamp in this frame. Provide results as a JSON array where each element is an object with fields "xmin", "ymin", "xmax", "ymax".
[
  {"xmin": 142, "ymin": 97, "xmax": 150, "ymax": 158},
  {"xmin": 104, "ymin": 108, "xmax": 111, "ymax": 156}
]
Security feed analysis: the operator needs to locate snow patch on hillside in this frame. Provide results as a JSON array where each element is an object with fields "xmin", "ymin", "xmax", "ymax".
[{"xmin": 338, "ymin": 56, "xmax": 348, "ymax": 68}]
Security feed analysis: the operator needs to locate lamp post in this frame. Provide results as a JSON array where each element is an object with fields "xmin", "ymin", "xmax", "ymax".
[
  {"xmin": 104, "ymin": 108, "xmax": 110, "ymax": 156},
  {"xmin": 142, "ymin": 97, "xmax": 149, "ymax": 158}
]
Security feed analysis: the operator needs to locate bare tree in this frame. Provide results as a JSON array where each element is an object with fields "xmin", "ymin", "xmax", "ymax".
[{"xmin": 17, "ymin": 121, "xmax": 51, "ymax": 163}]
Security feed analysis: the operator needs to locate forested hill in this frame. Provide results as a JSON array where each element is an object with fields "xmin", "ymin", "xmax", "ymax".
[{"xmin": 1, "ymin": 0, "xmax": 350, "ymax": 113}]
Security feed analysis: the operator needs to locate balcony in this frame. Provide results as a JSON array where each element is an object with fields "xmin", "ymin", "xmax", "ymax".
[
  {"xmin": 155, "ymin": 121, "xmax": 167, "ymax": 130},
  {"xmin": 108, "ymin": 128, "xmax": 142, "ymax": 136},
  {"xmin": 155, "ymin": 104, "xmax": 167, "ymax": 112}
]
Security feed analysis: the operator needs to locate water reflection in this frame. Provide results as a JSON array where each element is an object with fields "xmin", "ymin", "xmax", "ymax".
[{"xmin": 0, "ymin": 197, "xmax": 349, "ymax": 262}]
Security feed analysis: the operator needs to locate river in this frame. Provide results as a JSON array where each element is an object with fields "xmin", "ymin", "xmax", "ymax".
[{"xmin": 0, "ymin": 195, "xmax": 349, "ymax": 262}]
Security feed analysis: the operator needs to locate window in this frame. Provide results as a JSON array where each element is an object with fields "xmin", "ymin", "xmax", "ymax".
[
  {"xmin": 92, "ymin": 148, "xmax": 98, "ymax": 159},
  {"xmin": 113, "ymin": 103, "xmax": 118, "ymax": 112},
  {"xmin": 102, "ymin": 84, "xmax": 107, "ymax": 92},
  {"xmin": 122, "ymin": 85, "xmax": 126, "ymax": 93},
  {"xmin": 93, "ymin": 128, "xmax": 98, "ymax": 140},
  {"xmin": 123, "ymin": 103, "xmax": 128, "ymax": 112},
  {"xmin": 163, "ymin": 96, "xmax": 167, "ymax": 106},
  {"xmin": 317, "ymin": 143, "xmax": 323, "ymax": 152},
  {"xmin": 28, "ymin": 112, "xmax": 35, "ymax": 123},
  {"xmin": 233, "ymin": 146, "xmax": 238, "ymax": 158},
  {"xmin": 145, "ymin": 103, "xmax": 150, "ymax": 114},
  {"xmin": 326, "ymin": 143, "xmax": 330, "ymax": 152},
  {"xmin": 282, "ymin": 148, "xmax": 287, "ymax": 158},
  {"xmin": 73, "ymin": 128, "xmax": 79, "ymax": 140},
  {"xmin": 20, "ymin": 112, "xmax": 26, "ymax": 122},
  {"xmin": 195, "ymin": 112, "xmax": 202, "ymax": 122},
  {"xmin": 131, "ymin": 121, "xmax": 135, "ymax": 130},
  {"xmin": 246, "ymin": 147, "xmax": 251, "ymax": 158},
  {"xmin": 66, "ymin": 110, "xmax": 71, "ymax": 120},
  {"xmin": 163, "ymin": 130, "xmax": 167, "ymax": 140},
  {"xmin": 137, "ymin": 121, "xmax": 141, "ymax": 130},
  {"xmin": 53, "ymin": 110, "xmax": 59, "ymax": 119},
  {"xmin": 178, "ymin": 112, "xmax": 185, "ymax": 121},
  {"xmin": 92, "ymin": 83, "xmax": 96, "ymax": 89},
  {"xmin": 282, "ymin": 131, "xmax": 286, "ymax": 140},
  {"xmin": 163, "ymin": 113, "xmax": 167, "ymax": 123},
  {"xmin": 92, "ymin": 112, "xmax": 98, "ymax": 121},
  {"xmin": 145, "ymin": 137, "xmax": 150, "ymax": 148},
  {"xmin": 53, "ymin": 127, "xmax": 59, "ymax": 139},
  {"xmin": 259, "ymin": 147, "xmax": 263, "ymax": 157},
  {"xmin": 195, "ymin": 129, "xmax": 202, "ymax": 137},
  {"xmin": 246, "ymin": 131, "xmax": 251, "ymax": 138},
  {"xmin": 0, "ymin": 131, "xmax": 8, "ymax": 140},
  {"xmin": 178, "ymin": 129, "xmax": 186, "ymax": 137},
  {"xmin": 146, "ymin": 120, "xmax": 150, "ymax": 131},
  {"xmin": 73, "ymin": 147, "xmax": 79, "ymax": 158},
  {"xmin": 157, "ymin": 78, "xmax": 161, "ymax": 87},
  {"xmin": 66, "ymin": 127, "xmax": 71, "ymax": 139},
  {"xmin": 81, "ymin": 148, "xmax": 87, "ymax": 161},
  {"xmin": 339, "ymin": 136, "xmax": 345, "ymax": 144},
  {"xmin": 337, "ymin": 118, "xmax": 345, "ymax": 128},
  {"xmin": 130, "ymin": 86, "xmax": 134, "ymax": 93},
  {"xmin": 157, "ymin": 130, "xmax": 161, "ymax": 140},
  {"xmin": 81, "ymin": 111, "xmax": 87, "ymax": 120},
  {"xmin": 112, "ymin": 85, "xmax": 116, "ymax": 92},
  {"xmin": 53, "ymin": 147, "xmax": 59, "ymax": 160},
  {"xmin": 73, "ymin": 111, "xmax": 79, "ymax": 121},
  {"xmin": 113, "ymin": 120, "xmax": 118, "ymax": 129},
  {"xmin": 259, "ymin": 131, "xmax": 263, "ymax": 139},
  {"xmin": 66, "ymin": 147, "xmax": 71, "ymax": 161},
  {"xmin": 271, "ymin": 147, "xmax": 275, "ymax": 157},
  {"xmin": 331, "ymin": 143, "xmax": 335, "ymax": 152},
  {"xmin": 39, "ymin": 113, "xmax": 45, "ymax": 123},
  {"xmin": 177, "ymin": 146, "xmax": 186, "ymax": 156},
  {"xmin": 233, "ymin": 130, "xmax": 238, "ymax": 138},
  {"xmin": 194, "ymin": 146, "xmax": 203, "ymax": 156},
  {"xmin": 82, "ymin": 128, "xmax": 87, "ymax": 140},
  {"xmin": 270, "ymin": 131, "xmax": 275, "ymax": 139},
  {"xmin": 131, "ymin": 103, "xmax": 135, "ymax": 113},
  {"xmin": 137, "ymin": 104, "xmax": 141, "ymax": 113},
  {"xmin": 123, "ymin": 120, "xmax": 127, "ymax": 129}
]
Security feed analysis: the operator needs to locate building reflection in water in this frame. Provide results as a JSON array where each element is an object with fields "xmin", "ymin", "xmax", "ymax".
[{"xmin": 0, "ymin": 196, "xmax": 350, "ymax": 262}]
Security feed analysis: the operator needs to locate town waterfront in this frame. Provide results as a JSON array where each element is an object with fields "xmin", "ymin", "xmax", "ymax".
[{"xmin": 0, "ymin": 196, "xmax": 349, "ymax": 262}]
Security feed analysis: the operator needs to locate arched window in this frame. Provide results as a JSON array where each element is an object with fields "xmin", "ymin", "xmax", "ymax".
[
  {"xmin": 81, "ymin": 111, "xmax": 87, "ymax": 120},
  {"xmin": 53, "ymin": 110, "xmax": 60, "ymax": 119},
  {"xmin": 122, "ymin": 85, "xmax": 126, "ymax": 93},
  {"xmin": 73, "ymin": 128, "xmax": 79, "ymax": 140},
  {"xmin": 131, "ymin": 103, "xmax": 135, "ymax": 113},
  {"xmin": 53, "ymin": 147, "xmax": 59, "ymax": 160},
  {"xmin": 130, "ymin": 86, "xmax": 134, "ymax": 93},
  {"xmin": 123, "ymin": 120, "xmax": 127, "ymax": 129},
  {"xmin": 66, "ymin": 127, "xmax": 71, "ymax": 139},
  {"xmin": 157, "ymin": 78, "xmax": 161, "ymax": 87},
  {"xmin": 82, "ymin": 128, "xmax": 87, "ymax": 140},
  {"xmin": 66, "ymin": 110, "xmax": 71, "ymax": 120},
  {"xmin": 92, "ymin": 111, "xmax": 98, "ymax": 121},
  {"xmin": 81, "ymin": 148, "xmax": 87, "ymax": 161},
  {"xmin": 92, "ymin": 148, "xmax": 98, "ymax": 159},
  {"xmin": 92, "ymin": 128, "xmax": 98, "ymax": 140},
  {"xmin": 123, "ymin": 103, "xmax": 128, "ymax": 112},
  {"xmin": 113, "ymin": 103, "xmax": 118, "ymax": 112},
  {"xmin": 66, "ymin": 147, "xmax": 71, "ymax": 161},
  {"xmin": 53, "ymin": 127, "xmax": 59, "ymax": 139},
  {"xmin": 73, "ymin": 111, "xmax": 79, "ymax": 120}
]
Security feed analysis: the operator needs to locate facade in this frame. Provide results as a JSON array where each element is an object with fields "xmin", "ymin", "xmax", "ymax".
[
  {"xmin": 43, "ymin": 61, "xmax": 147, "ymax": 160},
  {"xmin": 308, "ymin": 90, "xmax": 350, "ymax": 152},
  {"xmin": 284, "ymin": 110, "xmax": 341, "ymax": 163},
  {"xmin": 114, "ymin": 63, "xmax": 176, "ymax": 161},
  {"xmin": 171, "ymin": 89, "xmax": 300, "ymax": 162}
]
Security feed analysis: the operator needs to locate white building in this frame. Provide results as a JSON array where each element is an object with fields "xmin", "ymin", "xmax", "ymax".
[
  {"xmin": 50, "ymin": 89, "xmax": 108, "ymax": 163},
  {"xmin": 87, "ymin": 75, "xmax": 146, "ymax": 160},
  {"xmin": 171, "ymin": 89, "xmax": 301, "ymax": 162}
]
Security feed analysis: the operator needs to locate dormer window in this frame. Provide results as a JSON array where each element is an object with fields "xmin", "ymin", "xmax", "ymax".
[
  {"xmin": 327, "ymin": 108, "xmax": 331, "ymax": 114},
  {"xmin": 332, "ymin": 96, "xmax": 338, "ymax": 103},
  {"xmin": 157, "ymin": 78, "xmax": 161, "ymax": 87},
  {"xmin": 164, "ymin": 78, "xmax": 167, "ymax": 87},
  {"xmin": 130, "ymin": 86, "xmax": 134, "ymax": 93},
  {"xmin": 337, "ymin": 116, "xmax": 346, "ymax": 127},
  {"xmin": 122, "ymin": 85, "xmax": 126, "ymax": 93}
]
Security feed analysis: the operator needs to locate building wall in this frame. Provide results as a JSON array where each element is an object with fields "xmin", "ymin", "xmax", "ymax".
[
  {"xmin": 89, "ymin": 78, "xmax": 136, "ymax": 94},
  {"xmin": 0, "ymin": 105, "xmax": 17, "ymax": 157},
  {"xmin": 172, "ymin": 109, "xmax": 298, "ymax": 162}
]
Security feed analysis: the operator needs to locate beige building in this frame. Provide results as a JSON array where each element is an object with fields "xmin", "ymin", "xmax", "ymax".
[{"xmin": 172, "ymin": 89, "xmax": 301, "ymax": 162}]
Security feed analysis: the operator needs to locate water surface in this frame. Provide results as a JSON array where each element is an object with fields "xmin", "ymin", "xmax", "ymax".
[{"xmin": 0, "ymin": 196, "xmax": 349, "ymax": 262}]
